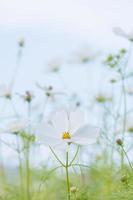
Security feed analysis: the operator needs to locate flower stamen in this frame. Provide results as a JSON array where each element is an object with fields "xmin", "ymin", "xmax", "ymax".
[{"xmin": 62, "ymin": 132, "xmax": 71, "ymax": 140}]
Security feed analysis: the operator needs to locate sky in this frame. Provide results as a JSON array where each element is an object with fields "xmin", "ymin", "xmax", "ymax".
[
  {"xmin": 0, "ymin": 0, "xmax": 132, "ymax": 91},
  {"xmin": 0, "ymin": 0, "xmax": 133, "ymax": 33},
  {"xmin": 0, "ymin": 0, "xmax": 133, "ymax": 83}
]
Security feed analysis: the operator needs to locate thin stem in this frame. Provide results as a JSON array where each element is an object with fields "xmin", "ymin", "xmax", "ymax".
[
  {"xmin": 0, "ymin": 135, "xmax": 6, "ymax": 183},
  {"xmin": 9, "ymin": 99, "xmax": 19, "ymax": 118},
  {"xmin": 16, "ymin": 136, "xmax": 24, "ymax": 200},
  {"xmin": 41, "ymin": 97, "xmax": 49, "ymax": 121},
  {"xmin": 49, "ymin": 146, "xmax": 71, "ymax": 199},
  {"xmin": 10, "ymin": 45, "xmax": 23, "ymax": 89},
  {"xmin": 38, "ymin": 165, "xmax": 62, "ymax": 193},
  {"xmin": 121, "ymin": 145, "xmax": 133, "ymax": 171},
  {"xmin": 49, "ymin": 146, "xmax": 65, "ymax": 167},
  {"xmin": 0, "ymin": 138, "xmax": 16, "ymax": 151},
  {"xmin": 69, "ymin": 146, "xmax": 80, "ymax": 166},
  {"xmin": 66, "ymin": 150, "xmax": 71, "ymax": 200},
  {"xmin": 25, "ymin": 144, "xmax": 31, "ymax": 200},
  {"xmin": 74, "ymin": 193, "xmax": 77, "ymax": 200},
  {"xmin": 121, "ymin": 75, "xmax": 127, "ymax": 140},
  {"xmin": 121, "ymin": 74, "xmax": 126, "ymax": 170},
  {"xmin": 71, "ymin": 164, "xmax": 90, "ymax": 168},
  {"xmin": 119, "ymin": 43, "xmax": 132, "ymax": 169},
  {"xmin": 25, "ymin": 102, "xmax": 31, "ymax": 200},
  {"xmin": 109, "ymin": 87, "xmax": 123, "ymax": 167},
  {"xmin": 9, "ymin": 99, "xmax": 24, "ymax": 199}
]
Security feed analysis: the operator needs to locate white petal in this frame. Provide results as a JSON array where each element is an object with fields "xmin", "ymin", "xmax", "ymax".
[
  {"xmin": 0, "ymin": 84, "xmax": 11, "ymax": 97},
  {"xmin": 6, "ymin": 120, "xmax": 28, "ymax": 133},
  {"xmin": 36, "ymin": 123, "xmax": 58, "ymax": 142},
  {"xmin": 72, "ymin": 124, "xmax": 99, "ymax": 145},
  {"xmin": 113, "ymin": 27, "xmax": 128, "ymax": 39},
  {"xmin": 39, "ymin": 136, "xmax": 62, "ymax": 147},
  {"xmin": 69, "ymin": 110, "xmax": 85, "ymax": 134},
  {"xmin": 128, "ymin": 31, "xmax": 133, "ymax": 40},
  {"xmin": 0, "ymin": 128, "xmax": 7, "ymax": 134},
  {"xmin": 51, "ymin": 110, "xmax": 69, "ymax": 134}
]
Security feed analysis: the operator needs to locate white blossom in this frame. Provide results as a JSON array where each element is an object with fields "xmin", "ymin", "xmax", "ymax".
[
  {"xmin": 36, "ymin": 110, "xmax": 99, "ymax": 147},
  {"xmin": 113, "ymin": 27, "xmax": 133, "ymax": 41}
]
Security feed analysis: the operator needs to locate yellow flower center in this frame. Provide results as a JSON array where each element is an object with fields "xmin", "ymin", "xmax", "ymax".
[{"xmin": 62, "ymin": 132, "xmax": 71, "ymax": 140}]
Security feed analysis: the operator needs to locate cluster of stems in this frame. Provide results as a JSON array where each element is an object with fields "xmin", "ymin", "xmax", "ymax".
[{"xmin": 49, "ymin": 145, "xmax": 80, "ymax": 200}]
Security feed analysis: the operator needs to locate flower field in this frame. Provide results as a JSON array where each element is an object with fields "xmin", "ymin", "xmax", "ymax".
[{"xmin": 0, "ymin": 1, "xmax": 133, "ymax": 199}]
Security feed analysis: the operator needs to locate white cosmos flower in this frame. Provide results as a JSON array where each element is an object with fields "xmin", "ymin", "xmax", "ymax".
[
  {"xmin": 1, "ymin": 120, "xmax": 29, "ymax": 134},
  {"xmin": 95, "ymin": 91, "xmax": 113, "ymax": 103},
  {"xmin": 124, "ymin": 118, "xmax": 133, "ymax": 133},
  {"xmin": 46, "ymin": 58, "xmax": 62, "ymax": 72},
  {"xmin": 69, "ymin": 46, "xmax": 99, "ymax": 64},
  {"xmin": 113, "ymin": 27, "xmax": 133, "ymax": 41},
  {"xmin": 36, "ymin": 83, "xmax": 67, "ymax": 102},
  {"xmin": 0, "ymin": 84, "xmax": 12, "ymax": 98},
  {"xmin": 36, "ymin": 110, "xmax": 99, "ymax": 147},
  {"xmin": 126, "ymin": 86, "xmax": 133, "ymax": 95}
]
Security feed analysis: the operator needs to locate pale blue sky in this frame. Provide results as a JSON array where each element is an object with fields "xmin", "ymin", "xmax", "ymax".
[{"xmin": 0, "ymin": 0, "xmax": 132, "ymax": 92}]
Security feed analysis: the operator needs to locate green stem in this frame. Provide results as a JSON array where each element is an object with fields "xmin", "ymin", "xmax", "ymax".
[
  {"xmin": 71, "ymin": 164, "xmax": 89, "ymax": 168},
  {"xmin": 49, "ymin": 146, "xmax": 65, "ymax": 167},
  {"xmin": 37, "ymin": 165, "xmax": 62, "ymax": 194},
  {"xmin": 69, "ymin": 146, "xmax": 79, "ymax": 166},
  {"xmin": 121, "ymin": 145, "xmax": 133, "ymax": 171},
  {"xmin": 74, "ymin": 193, "xmax": 77, "ymax": 200},
  {"xmin": 16, "ymin": 136, "xmax": 24, "ymax": 200},
  {"xmin": 49, "ymin": 146, "xmax": 71, "ymax": 199},
  {"xmin": 120, "ymin": 43, "xmax": 132, "ymax": 169},
  {"xmin": 0, "ymin": 135, "xmax": 6, "ymax": 183},
  {"xmin": 66, "ymin": 151, "xmax": 71, "ymax": 200},
  {"xmin": 120, "ymin": 73, "xmax": 126, "ymax": 170},
  {"xmin": 26, "ymin": 102, "xmax": 31, "ymax": 200},
  {"xmin": 26, "ymin": 145, "xmax": 31, "ymax": 200},
  {"xmin": 10, "ymin": 44, "xmax": 23, "ymax": 89}
]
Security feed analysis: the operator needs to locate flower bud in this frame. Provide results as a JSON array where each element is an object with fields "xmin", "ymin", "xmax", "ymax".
[
  {"xmin": 70, "ymin": 186, "xmax": 78, "ymax": 193},
  {"xmin": 18, "ymin": 38, "xmax": 25, "ymax": 47},
  {"xmin": 128, "ymin": 127, "xmax": 133, "ymax": 133},
  {"xmin": 23, "ymin": 91, "xmax": 34, "ymax": 103},
  {"xmin": 110, "ymin": 79, "xmax": 117, "ymax": 84},
  {"xmin": 116, "ymin": 138, "xmax": 123, "ymax": 146},
  {"xmin": 121, "ymin": 175, "xmax": 128, "ymax": 183},
  {"xmin": 76, "ymin": 101, "xmax": 81, "ymax": 107},
  {"xmin": 46, "ymin": 86, "xmax": 53, "ymax": 97},
  {"xmin": 5, "ymin": 93, "xmax": 11, "ymax": 99}
]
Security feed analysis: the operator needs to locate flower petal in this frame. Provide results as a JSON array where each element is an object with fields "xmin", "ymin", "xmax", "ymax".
[
  {"xmin": 50, "ymin": 110, "xmax": 69, "ymax": 133},
  {"xmin": 69, "ymin": 110, "xmax": 85, "ymax": 134},
  {"xmin": 6, "ymin": 120, "xmax": 29, "ymax": 133},
  {"xmin": 0, "ymin": 84, "xmax": 11, "ymax": 97},
  {"xmin": 39, "ymin": 136, "xmax": 62, "ymax": 147},
  {"xmin": 113, "ymin": 27, "xmax": 128, "ymax": 38},
  {"xmin": 36, "ymin": 123, "xmax": 58, "ymax": 142},
  {"xmin": 72, "ymin": 124, "xmax": 99, "ymax": 145}
]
